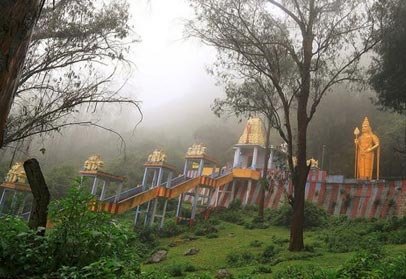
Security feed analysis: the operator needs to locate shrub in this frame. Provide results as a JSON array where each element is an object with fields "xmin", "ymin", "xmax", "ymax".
[
  {"xmin": 158, "ymin": 219, "xmax": 185, "ymax": 238},
  {"xmin": 252, "ymin": 264, "xmax": 272, "ymax": 274},
  {"xmin": 337, "ymin": 250, "xmax": 382, "ymax": 279},
  {"xmin": 260, "ymin": 244, "xmax": 277, "ymax": 263},
  {"xmin": 194, "ymin": 222, "xmax": 218, "ymax": 236},
  {"xmin": 206, "ymin": 232, "xmax": 219, "ymax": 239},
  {"xmin": 226, "ymin": 251, "xmax": 256, "ymax": 267},
  {"xmin": 270, "ymin": 202, "xmax": 328, "ymax": 228},
  {"xmin": 249, "ymin": 240, "xmax": 263, "ymax": 247},
  {"xmin": 228, "ymin": 199, "xmax": 242, "ymax": 210},
  {"xmin": 219, "ymin": 210, "xmax": 245, "ymax": 224},
  {"xmin": 184, "ymin": 263, "xmax": 198, "ymax": 272},
  {"xmin": 165, "ymin": 264, "xmax": 184, "ymax": 277},
  {"xmin": 0, "ymin": 185, "xmax": 141, "ymax": 278}
]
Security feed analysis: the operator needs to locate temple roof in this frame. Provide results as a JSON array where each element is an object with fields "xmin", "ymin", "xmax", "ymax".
[{"xmin": 237, "ymin": 117, "xmax": 266, "ymax": 147}]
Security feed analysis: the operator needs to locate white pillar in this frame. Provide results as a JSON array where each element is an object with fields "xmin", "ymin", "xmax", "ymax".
[
  {"xmin": 141, "ymin": 167, "xmax": 148, "ymax": 189},
  {"xmin": 91, "ymin": 177, "xmax": 98, "ymax": 195},
  {"xmin": 114, "ymin": 182, "xmax": 123, "ymax": 203},
  {"xmin": 0, "ymin": 189, "xmax": 7, "ymax": 213},
  {"xmin": 160, "ymin": 200, "xmax": 168, "ymax": 228},
  {"xmin": 166, "ymin": 171, "xmax": 173, "ymax": 188},
  {"xmin": 176, "ymin": 194, "xmax": 183, "ymax": 217},
  {"xmin": 245, "ymin": 180, "xmax": 252, "ymax": 206},
  {"xmin": 191, "ymin": 187, "xmax": 199, "ymax": 220},
  {"xmin": 198, "ymin": 159, "xmax": 204, "ymax": 176},
  {"xmin": 157, "ymin": 168, "xmax": 163, "ymax": 186},
  {"xmin": 252, "ymin": 146, "xmax": 258, "ymax": 169},
  {"xmin": 233, "ymin": 147, "xmax": 241, "ymax": 167},
  {"xmin": 268, "ymin": 148, "xmax": 274, "ymax": 169},
  {"xmin": 183, "ymin": 159, "xmax": 189, "ymax": 176},
  {"xmin": 100, "ymin": 180, "xmax": 107, "ymax": 200}
]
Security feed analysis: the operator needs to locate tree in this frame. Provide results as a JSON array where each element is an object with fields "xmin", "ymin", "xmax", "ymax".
[
  {"xmin": 0, "ymin": 0, "xmax": 46, "ymax": 148},
  {"xmin": 188, "ymin": 0, "xmax": 378, "ymax": 250},
  {"xmin": 370, "ymin": 0, "xmax": 406, "ymax": 156},
  {"xmin": 2, "ymin": 0, "xmax": 141, "ymax": 148},
  {"xmin": 370, "ymin": 0, "xmax": 406, "ymax": 114},
  {"xmin": 212, "ymin": 81, "xmax": 277, "ymax": 220}
]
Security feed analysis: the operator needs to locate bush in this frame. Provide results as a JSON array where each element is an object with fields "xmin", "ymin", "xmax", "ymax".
[
  {"xmin": 249, "ymin": 240, "xmax": 263, "ymax": 247},
  {"xmin": 206, "ymin": 232, "xmax": 219, "ymax": 239},
  {"xmin": 270, "ymin": 202, "xmax": 328, "ymax": 228},
  {"xmin": 274, "ymin": 265, "xmax": 335, "ymax": 279},
  {"xmin": 260, "ymin": 244, "xmax": 277, "ymax": 263},
  {"xmin": 0, "ymin": 185, "xmax": 141, "ymax": 278},
  {"xmin": 252, "ymin": 264, "xmax": 272, "ymax": 274},
  {"xmin": 228, "ymin": 199, "xmax": 242, "ymax": 210},
  {"xmin": 337, "ymin": 250, "xmax": 382, "ymax": 279},
  {"xmin": 226, "ymin": 251, "xmax": 256, "ymax": 267},
  {"xmin": 194, "ymin": 222, "xmax": 218, "ymax": 236},
  {"xmin": 158, "ymin": 219, "xmax": 185, "ymax": 238},
  {"xmin": 165, "ymin": 264, "xmax": 184, "ymax": 277}
]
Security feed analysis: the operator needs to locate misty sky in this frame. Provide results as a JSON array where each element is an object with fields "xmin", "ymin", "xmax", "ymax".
[{"xmin": 124, "ymin": 0, "xmax": 224, "ymax": 127}]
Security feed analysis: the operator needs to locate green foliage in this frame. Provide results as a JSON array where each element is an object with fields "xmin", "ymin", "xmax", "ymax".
[
  {"xmin": 0, "ymin": 216, "xmax": 53, "ymax": 277},
  {"xmin": 44, "ymin": 165, "xmax": 76, "ymax": 199},
  {"xmin": 269, "ymin": 202, "xmax": 328, "ymax": 229},
  {"xmin": 249, "ymin": 240, "xmax": 263, "ymax": 247},
  {"xmin": 194, "ymin": 222, "xmax": 218, "ymax": 236},
  {"xmin": 226, "ymin": 251, "xmax": 256, "ymax": 267},
  {"xmin": 158, "ymin": 219, "xmax": 186, "ymax": 238},
  {"xmin": 48, "ymin": 185, "xmax": 137, "ymax": 267},
  {"xmin": 165, "ymin": 263, "xmax": 184, "ymax": 277},
  {"xmin": 274, "ymin": 265, "xmax": 336, "ymax": 279},
  {"xmin": 0, "ymin": 185, "xmax": 141, "ymax": 278},
  {"xmin": 252, "ymin": 264, "xmax": 272, "ymax": 274},
  {"xmin": 260, "ymin": 244, "xmax": 277, "ymax": 263}
]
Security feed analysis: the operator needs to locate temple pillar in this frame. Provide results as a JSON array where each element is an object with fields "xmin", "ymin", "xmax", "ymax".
[{"xmin": 233, "ymin": 147, "xmax": 241, "ymax": 167}]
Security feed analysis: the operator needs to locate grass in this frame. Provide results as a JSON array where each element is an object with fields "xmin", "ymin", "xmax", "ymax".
[
  {"xmin": 141, "ymin": 221, "xmax": 351, "ymax": 278},
  {"xmin": 137, "ymin": 208, "xmax": 406, "ymax": 278}
]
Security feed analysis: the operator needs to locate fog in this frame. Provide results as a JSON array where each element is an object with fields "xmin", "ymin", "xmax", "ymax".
[{"xmin": 0, "ymin": 0, "xmax": 405, "ymax": 190}]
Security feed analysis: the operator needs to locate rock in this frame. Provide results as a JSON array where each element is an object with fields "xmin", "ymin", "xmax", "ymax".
[
  {"xmin": 184, "ymin": 247, "xmax": 200, "ymax": 256},
  {"xmin": 216, "ymin": 269, "xmax": 232, "ymax": 279},
  {"xmin": 147, "ymin": 250, "xmax": 167, "ymax": 263}
]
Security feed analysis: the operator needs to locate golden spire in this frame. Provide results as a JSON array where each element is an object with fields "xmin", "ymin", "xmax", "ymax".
[
  {"xmin": 186, "ymin": 144, "xmax": 207, "ymax": 156},
  {"xmin": 83, "ymin": 155, "xmax": 104, "ymax": 171},
  {"xmin": 147, "ymin": 149, "xmax": 167, "ymax": 163},
  {"xmin": 238, "ymin": 117, "xmax": 266, "ymax": 146},
  {"xmin": 5, "ymin": 162, "xmax": 27, "ymax": 184}
]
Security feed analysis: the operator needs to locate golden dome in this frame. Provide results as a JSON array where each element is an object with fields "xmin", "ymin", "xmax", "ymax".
[{"xmin": 238, "ymin": 117, "xmax": 266, "ymax": 146}]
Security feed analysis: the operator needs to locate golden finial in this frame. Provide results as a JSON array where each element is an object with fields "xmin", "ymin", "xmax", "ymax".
[
  {"xmin": 186, "ymin": 144, "xmax": 207, "ymax": 156},
  {"xmin": 238, "ymin": 117, "xmax": 266, "ymax": 146},
  {"xmin": 307, "ymin": 158, "xmax": 319, "ymax": 168},
  {"xmin": 147, "ymin": 149, "xmax": 167, "ymax": 163},
  {"xmin": 83, "ymin": 155, "xmax": 104, "ymax": 171},
  {"xmin": 5, "ymin": 162, "xmax": 27, "ymax": 184},
  {"xmin": 353, "ymin": 127, "xmax": 360, "ymax": 136}
]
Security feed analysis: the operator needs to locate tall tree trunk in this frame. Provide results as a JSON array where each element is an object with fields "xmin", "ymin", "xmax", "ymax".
[
  {"xmin": 24, "ymin": 158, "xmax": 50, "ymax": 235},
  {"xmin": 289, "ymin": 98, "xmax": 310, "ymax": 251},
  {"xmin": 289, "ymin": 29, "xmax": 313, "ymax": 251},
  {"xmin": 258, "ymin": 119, "xmax": 271, "ymax": 220},
  {"xmin": 0, "ymin": 0, "xmax": 44, "ymax": 148}
]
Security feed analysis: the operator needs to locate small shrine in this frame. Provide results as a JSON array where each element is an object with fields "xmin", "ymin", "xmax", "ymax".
[
  {"xmin": 135, "ymin": 149, "xmax": 177, "ymax": 228},
  {"xmin": 0, "ymin": 162, "xmax": 32, "ymax": 218},
  {"xmin": 80, "ymin": 154, "xmax": 125, "ymax": 201},
  {"xmin": 233, "ymin": 117, "xmax": 267, "ymax": 169}
]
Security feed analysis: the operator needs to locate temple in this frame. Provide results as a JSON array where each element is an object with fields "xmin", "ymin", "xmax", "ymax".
[{"xmin": 4, "ymin": 117, "xmax": 406, "ymax": 225}]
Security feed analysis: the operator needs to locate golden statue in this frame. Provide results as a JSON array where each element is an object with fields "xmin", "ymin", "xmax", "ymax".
[
  {"xmin": 354, "ymin": 117, "xmax": 380, "ymax": 180},
  {"xmin": 84, "ymin": 155, "xmax": 104, "ymax": 171},
  {"xmin": 186, "ymin": 144, "xmax": 207, "ymax": 156},
  {"xmin": 5, "ymin": 162, "xmax": 27, "ymax": 184},
  {"xmin": 147, "ymin": 149, "xmax": 167, "ymax": 163},
  {"xmin": 307, "ymin": 158, "xmax": 319, "ymax": 169},
  {"xmin": 238, "ymin": 117, "xmax": 266, "ymax": 146}
]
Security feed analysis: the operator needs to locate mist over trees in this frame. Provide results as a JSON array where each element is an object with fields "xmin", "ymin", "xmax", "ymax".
[{"xmin": 3, "ymin": 0, "xmax": 141, "ymax": 147}]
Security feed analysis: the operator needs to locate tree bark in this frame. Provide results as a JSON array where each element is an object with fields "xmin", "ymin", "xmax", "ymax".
[
  {"xmin": 258, "ymin": 119, "xmax": 271, "ymax": 220},
  {"xmin": 24, "ymin": 158, "xmax": 50, "ymax": 235},
  {"xmin": 0, "ymin": 0, "xmax": 44, "ymax": 148}
]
